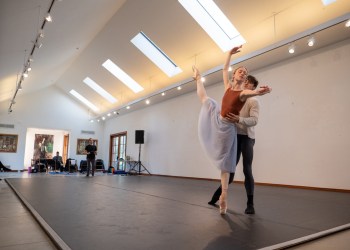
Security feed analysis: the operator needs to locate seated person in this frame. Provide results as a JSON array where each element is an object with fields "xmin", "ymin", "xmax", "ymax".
[{"xmin": 52, "ymin": 151, "xmax": 64, "ymax": 171}]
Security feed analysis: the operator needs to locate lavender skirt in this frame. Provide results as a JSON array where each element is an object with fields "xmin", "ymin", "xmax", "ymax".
[{"xmin": 198, "ymin": 98, "xmax": 237, "ymax": 173}]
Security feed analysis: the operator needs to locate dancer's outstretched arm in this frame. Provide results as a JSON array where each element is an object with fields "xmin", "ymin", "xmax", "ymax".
[
  {"xmin": 192, "ymin": 66, "xmax": 208, "ymax": 104},
  {"xmin": 240, "ymin": 85, "xmax": 272, "ymax": 102},
  {"xmin": 223, "ymin": 46, "xmax": 242, "ymax": 90}
]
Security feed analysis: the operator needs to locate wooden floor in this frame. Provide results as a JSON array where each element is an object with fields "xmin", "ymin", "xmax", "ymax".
[{"xmin": 1, "ymin": 172, "xmax": 350, "ymax": 250}]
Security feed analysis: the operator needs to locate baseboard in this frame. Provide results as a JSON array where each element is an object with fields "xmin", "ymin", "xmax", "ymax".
[
  {"xmin": 253, "ymin": 182, "xmax": 350, "ymax": 193},
  {"xmin": 149, "ymin": 173, "xmax": 350, "ymax": 193}
]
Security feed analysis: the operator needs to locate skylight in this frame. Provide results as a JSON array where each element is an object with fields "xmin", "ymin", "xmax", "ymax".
[
  {"xmin": 178, "ymin": 0, "xmax": 246, "ymax": 52},
  {"xmin": 321, "ymin": 0, "xmax": 336, "ymax": 6},
  {"xmin": 83, "ymin": 77, "xmax": 117, "ymax": 103},
  {"xmin": 131, "ymin": 32, "xmax": 182, "ymax": 77},
  {"xmin": 102, "ymin": 59, "xmax": 144, "ymax": 93},
  {"xmin": 69, "ymin": 89, "xmax": 99, "ymax": 112}
]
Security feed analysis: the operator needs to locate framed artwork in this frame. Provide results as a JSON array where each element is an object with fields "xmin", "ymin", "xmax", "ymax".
[
  {"xmin": 0, "ymin": 134, "xmax": 18, "ymax": 153},
  {"xmin": 77, "ymin": 139, "xmax": 98, "ymax": 155},
  {"xmin": 33, "ymin": 134, "xmax": 54, "ymax": 159}
]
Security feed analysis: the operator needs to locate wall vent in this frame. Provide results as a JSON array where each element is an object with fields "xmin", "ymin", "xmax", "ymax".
[
  {"xmin": 81, "ymin": 130, "xmax": 95, "ymax": 135},
  {"xmin": 0, "ymin": 123, "xmax": 15, "ymax": 129}
]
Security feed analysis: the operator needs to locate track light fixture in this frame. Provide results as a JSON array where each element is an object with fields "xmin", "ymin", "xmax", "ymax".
[
  {"xmin": 92, "ymin": 67, "xmax": 210, "ymax": 122},
  {"xmin": 346, "ymin": 19, "xmax": 350, "ymax": 28},
  {"xmin": 288, "ymin": 44, "xmax": 295, "ymax": 54},
  {"xmin": 38, "ymin": 29, "xmax": 44, "ymax": 38},
  {"xmin": 35, "ymin": 42, "xmax": 43, "ymax": 49},
  {"xmin": 8, "ymin": 0, "xmax": 59, "ymax": 114},
  {"xmin": 25, "ymin": 61, "xmax": 32, "ymax": 72},
  {"xmin": 45, "ymin": 13, "xmax": 53, "ymax": 22},
  {"xmin": 307, "ymin": 37, "xmax": 315, "ymax": 47}
]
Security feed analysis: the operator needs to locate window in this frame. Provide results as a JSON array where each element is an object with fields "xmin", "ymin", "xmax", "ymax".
[
  {"xmin": 178, "ymin": 0, "xmax": 245, "ymax": 52},
  {"xmin": 110, "ymin": 132, "xmax": 127, "ymax": 170},
  {"xmin": 131, "ymin": 31, "xmax": 182, "ymax": 77}
]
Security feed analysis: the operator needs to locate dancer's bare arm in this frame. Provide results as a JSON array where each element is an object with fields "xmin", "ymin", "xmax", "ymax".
[
  {"xmin": 223, "ymin": 46, "xmax": 242, "ymax": 90},
  {"xmin": 240, "ymin": 85, "xmax": 272, "ymax": 101}
]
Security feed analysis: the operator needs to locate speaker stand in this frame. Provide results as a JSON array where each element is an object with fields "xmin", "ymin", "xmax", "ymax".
[{"xmin": 135, "ymin": 143, "xmax": 151, "ymax": 175}]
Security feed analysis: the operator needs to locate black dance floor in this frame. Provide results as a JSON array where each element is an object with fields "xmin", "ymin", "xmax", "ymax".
[{"xmin": 6, "ymin": 175, "xmax": 350, "ymax": 250}]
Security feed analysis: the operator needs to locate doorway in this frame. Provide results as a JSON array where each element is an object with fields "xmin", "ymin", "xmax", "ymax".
[
  {"xmin": 63, "ymin": 134, "xmax": 69, "ymax": 164},
  {"xmin": 24, "ymin": 128, "xmax": 70, "ymax": 168},
  {"xmin": 109, "ymin": 132, "xmax": 127, "ymax": 170}
]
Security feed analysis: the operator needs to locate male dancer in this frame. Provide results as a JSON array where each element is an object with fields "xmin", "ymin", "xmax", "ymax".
[{"xmin": 208, "ymin": 75, "xmax": 260, "ymax": 214}]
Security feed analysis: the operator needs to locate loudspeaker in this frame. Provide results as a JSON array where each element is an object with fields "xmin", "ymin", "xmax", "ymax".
[{"xmin": 135, "ymin": 130, "xmax": 144, "ymax": 144}]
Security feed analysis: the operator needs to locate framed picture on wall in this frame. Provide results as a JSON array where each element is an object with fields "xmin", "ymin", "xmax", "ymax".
[
  {"xmin": 33, "ymin": 134, "xmax": 54, "ymax": 159},
  {"xmin": 76, "ymin": 139, "xmax": 98, "ymax": 155},
  {"xmin": 0, "ymin": 134, "xmax": 18, "ymax": 153}
]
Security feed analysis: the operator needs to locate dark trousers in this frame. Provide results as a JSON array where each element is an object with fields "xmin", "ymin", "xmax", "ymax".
[
  {"xmin": 210, "ymin": 134, "xmax": 255, "ymax": 202},
  {"xmin": 86, "ymin": 158, "xmax": 96, "ymax": 176}
]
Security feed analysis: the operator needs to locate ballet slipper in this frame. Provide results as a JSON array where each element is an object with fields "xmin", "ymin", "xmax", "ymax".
[{"xmin": 219, "ymin": 193, "xmax": 227, "ymax": 215}]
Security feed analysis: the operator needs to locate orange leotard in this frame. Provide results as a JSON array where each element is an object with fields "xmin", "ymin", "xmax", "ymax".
[{"xmin": 220, "ymin": 89, "xmax": 245, "ymax": 117}]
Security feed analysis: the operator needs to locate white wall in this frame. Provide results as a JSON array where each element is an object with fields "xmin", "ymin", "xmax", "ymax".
[
  {"xmin": 104, "ymin": 39, "xmax": 350, "ymax": 190},
  {"xmin": 0, "ymin": 85, "xmax": 104, "ymax": 169},
  {"xmin": 249, "ymin": 39, "xmax": 350, "ymax": 189}
]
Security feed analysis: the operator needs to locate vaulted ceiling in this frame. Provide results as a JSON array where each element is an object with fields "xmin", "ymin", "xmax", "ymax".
[{"xmin": 1, "ymin": 0, "xmax": 350, "ymax": 121}]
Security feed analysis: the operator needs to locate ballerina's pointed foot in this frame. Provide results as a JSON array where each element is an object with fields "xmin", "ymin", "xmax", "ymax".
[
  {"xmin": 219, "ymin": 195, "xmax": 227, "ymax": 215},
  {"xmin": 220, "ymin": 206, "xmax": 227, "ymax": 215}
]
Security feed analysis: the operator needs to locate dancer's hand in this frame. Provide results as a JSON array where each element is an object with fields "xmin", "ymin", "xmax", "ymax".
[
  {"xmin": 225, "ymin": 112, "xmax": 239, "ymax": 123},
  {"xmin": 229, "ymin": 45, "xmax": 243, "ymax": 55},
  {"xmin": 192, "ymin": 65, "xmax": 201, "ymax": 80},
  {"xmin": 257, "ymin": 85, "xmax": 272, "ymax": 95}
]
